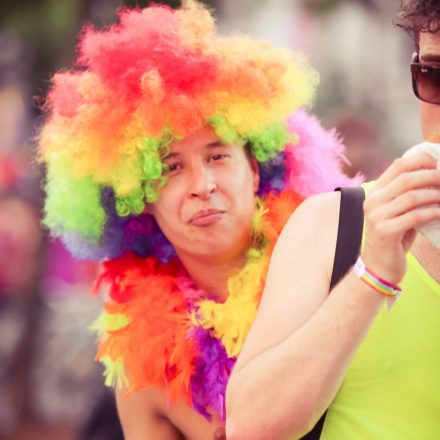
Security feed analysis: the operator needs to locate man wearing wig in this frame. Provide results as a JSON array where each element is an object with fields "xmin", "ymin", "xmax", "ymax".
[
  {"xmin": 39, "ymin": 1, "xmax": 358, "ymax": 438},
  {"xmin": 227, "ymin": 1, "xmax": 440, "ymax": 439}
]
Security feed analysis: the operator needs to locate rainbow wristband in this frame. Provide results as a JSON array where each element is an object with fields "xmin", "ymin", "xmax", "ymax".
[{"xmin": 354, "ymin": 256, "xmax": 402, "ymax": 307}]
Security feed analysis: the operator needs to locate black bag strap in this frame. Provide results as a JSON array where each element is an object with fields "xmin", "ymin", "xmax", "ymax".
[{"xmin": 300, "ymin": 186, "xmax": 365, "ymax": 440}]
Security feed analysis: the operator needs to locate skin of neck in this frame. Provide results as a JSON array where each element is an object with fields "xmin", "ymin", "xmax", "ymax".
[
  {"xmin": 177, "ymin": 247, "xmax": 249, "ymax": 302},
  {"xmin": 411, "ymin": 231, "xmax": 440, "ymax": 283}
]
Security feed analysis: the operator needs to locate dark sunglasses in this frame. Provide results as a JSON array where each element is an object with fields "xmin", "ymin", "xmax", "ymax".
[{"xmin": 411, "ymin": 55, "xmax": 440, "ymax": 105}]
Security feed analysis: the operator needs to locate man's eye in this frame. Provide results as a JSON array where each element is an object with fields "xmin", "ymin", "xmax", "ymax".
[
  {"xmin": 210, "ymin": 153, "xmax": 229, "ymax": 162},
  {"xmin": 164, "ymin": 163, "xmax": 181, "ymax": 175}
]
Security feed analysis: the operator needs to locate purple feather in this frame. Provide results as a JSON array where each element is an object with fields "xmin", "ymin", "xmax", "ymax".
[{"xmin": 189, "ymin": 327, "xmax": 236, "ymax": 420}]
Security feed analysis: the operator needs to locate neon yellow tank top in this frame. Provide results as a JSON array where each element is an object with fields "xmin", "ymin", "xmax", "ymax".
[{"xmin": 322, "ymin": 185, "xmax": 440, "ymax": 439}]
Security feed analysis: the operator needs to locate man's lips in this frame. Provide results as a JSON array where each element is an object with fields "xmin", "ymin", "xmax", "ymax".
[{"xmin": 188, "ymin": 209, "xmax": 225, "ymax": 226}]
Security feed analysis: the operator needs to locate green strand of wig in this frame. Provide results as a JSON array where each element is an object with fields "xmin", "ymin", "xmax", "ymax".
[{"xmin": 43, "ymin": 153, "xmax": 106, "ymax": 241}]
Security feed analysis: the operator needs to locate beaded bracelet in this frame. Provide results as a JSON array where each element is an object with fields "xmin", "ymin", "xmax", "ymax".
[{"xmin": 354, "ymin": 256, "xmax": 402, "ymax": 308}]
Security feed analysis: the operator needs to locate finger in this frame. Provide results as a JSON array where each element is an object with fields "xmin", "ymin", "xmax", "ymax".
[
  {"xmin": 372, "ymin": 169, "xmax": 440, "ymax": 204},
  {"xmin": 374, "ymin": 152, "xmax": 438, "ymax": 188},
  {"xmin": 378, "ymin": 188, "xmax": 440, "ymax": 219},
  {"xmin": 376, "ymin": 205, "xmax": 440, "ymax": 239},
  {"xmin": 365, "ymin": 169, "xmax": 440, "ymax": 207}
]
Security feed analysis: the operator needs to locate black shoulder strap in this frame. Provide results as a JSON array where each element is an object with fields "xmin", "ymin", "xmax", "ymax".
[
  {"xmin": 300, "ymin": 186, "xmax": 365, "ymax": 440},
  {"xmin": 330, "ymin": 186, "xmax": 365, "ymax": 289}
]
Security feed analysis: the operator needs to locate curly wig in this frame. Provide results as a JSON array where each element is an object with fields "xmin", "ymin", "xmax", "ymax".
[{"xmin": 39, "ymin": 0, "xmax": 356, "ymax": 261}]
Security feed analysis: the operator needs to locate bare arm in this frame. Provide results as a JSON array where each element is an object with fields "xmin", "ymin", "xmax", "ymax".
[
  {"xmin": 226, "ymin": 153, "xmax": 440, "ymax": 440},
  {"xmin": 226, "ymin": 192, "xmax": 383, "ymax": 440}
]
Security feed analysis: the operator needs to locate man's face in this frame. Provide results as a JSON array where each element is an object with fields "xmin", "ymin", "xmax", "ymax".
[
  {"xmin": 148, "ymin": 126, "xmax": 259, "ymax": 263},
  {"xmin": 418, "ymin": 32, "xmax": 440, "ymax": 140}
]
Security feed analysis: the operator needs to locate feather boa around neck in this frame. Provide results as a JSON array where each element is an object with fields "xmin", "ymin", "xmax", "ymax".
[{"xmin": 92, "ymin": 190, "xmax": 302, "ymax": 420}]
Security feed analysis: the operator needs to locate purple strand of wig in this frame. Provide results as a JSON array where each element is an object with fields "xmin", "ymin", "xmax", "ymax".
[
  {"xmin": 61, "ymin": 187, "xmax": 176, "ymax": 261},
  {"xmin": 257, "ymin": 152, "xmax": 286, "ymax": 196}
]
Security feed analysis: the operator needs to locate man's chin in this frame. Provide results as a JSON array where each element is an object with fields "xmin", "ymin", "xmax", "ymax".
[{"xmin": 183, "ymin": 239, "xmax": 247, "ymax": 263}]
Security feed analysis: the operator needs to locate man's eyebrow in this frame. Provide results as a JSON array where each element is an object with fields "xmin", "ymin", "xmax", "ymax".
[
  {"xmin": 164, "ymin": 141, "xmax": 228, "ymax": 159},
  {"xmin": 420, "ymin": 54, "xmax": 440, "ymax": 63},
  {"xmin": 206, "ymin": 141, "xmax": 228, "ymax": 148},
  {"xmin": 163, "ymin": 152, "xmax": 179, "ymax": 160}
]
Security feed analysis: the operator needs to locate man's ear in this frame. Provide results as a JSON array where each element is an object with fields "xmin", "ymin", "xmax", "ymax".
[
  {"xmin": 144, "ymin": 203, "xmax": 153, "ymax": 215},
  {"xmin": 412, "ymin": 51, "xmax": 418, "ymax": 62},
  {"xmin": 250, "ymin": 157, "xmax": 260, "ymax": 193}
]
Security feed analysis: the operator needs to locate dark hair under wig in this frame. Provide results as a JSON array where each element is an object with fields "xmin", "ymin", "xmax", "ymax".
[{"xmin": 394, "ymin": 0, "xmax": 440, "ymax": 46}]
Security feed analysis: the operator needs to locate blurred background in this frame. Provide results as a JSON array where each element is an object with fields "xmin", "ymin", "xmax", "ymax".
[{"xmin": 0, "ymin": 0, "xmax": 421, "ymax": 439}]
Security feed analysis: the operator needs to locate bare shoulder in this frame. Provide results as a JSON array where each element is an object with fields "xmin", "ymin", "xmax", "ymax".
[
  {"xmin": 273, "ymin": 190, "xmax": 341, "ymax": 284},
  {"xmin": 116, "ymin": 386, "xmax": 221, "ymax": 440},
  {"xmin": 268, "ymin": 191, "xmax": 341, "ymax": 285},
  {"xmin": 115, "ymin": 387, "xmax": 180, "ymax": 439},
  {"xmin": 115, "ymin": 386, "xmax": 162, "ymax": 422},
  {"xmin": 281, "ymin": 191, "xmax": 341, "ymax": 245}
]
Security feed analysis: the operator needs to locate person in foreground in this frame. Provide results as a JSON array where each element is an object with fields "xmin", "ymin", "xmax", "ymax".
[
  {"xmin": 226, "ymin": 1, "xmax": 440, "ymax": 439},
  {"xmin": 37, "ymin": 1, "xmax": 358, "ymax": 439}
]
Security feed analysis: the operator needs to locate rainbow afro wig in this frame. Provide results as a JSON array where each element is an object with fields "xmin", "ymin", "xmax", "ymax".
[{"xmin": 39, "ymin": 0, "xmax": 356, "ymax": 261}]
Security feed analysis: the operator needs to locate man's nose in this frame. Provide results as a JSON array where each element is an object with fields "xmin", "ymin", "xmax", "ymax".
[{"xmin": 188, "ymin": 164, "xmax": 217, "ymax": 200}]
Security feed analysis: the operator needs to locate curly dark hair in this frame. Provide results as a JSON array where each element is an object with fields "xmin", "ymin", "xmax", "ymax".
[{"xmin": 394, "ymin": 0, "xmax": 440, "ymax": 47}]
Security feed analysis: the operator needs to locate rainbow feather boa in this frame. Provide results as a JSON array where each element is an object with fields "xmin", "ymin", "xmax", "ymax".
[{"xmin": 92, "ymin": 191, "xmax": 302, "ymax": 420}]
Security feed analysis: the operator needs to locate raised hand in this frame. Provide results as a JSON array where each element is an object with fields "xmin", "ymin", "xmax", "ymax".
[{"xmin": 362, "ymin": 152, "xmax": 440, "ymax": 284}]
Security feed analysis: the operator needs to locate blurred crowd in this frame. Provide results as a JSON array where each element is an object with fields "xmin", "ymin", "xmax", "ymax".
[{"xmin": 0, "ymin": 0, "xmax": 420, "ymax": 439}]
